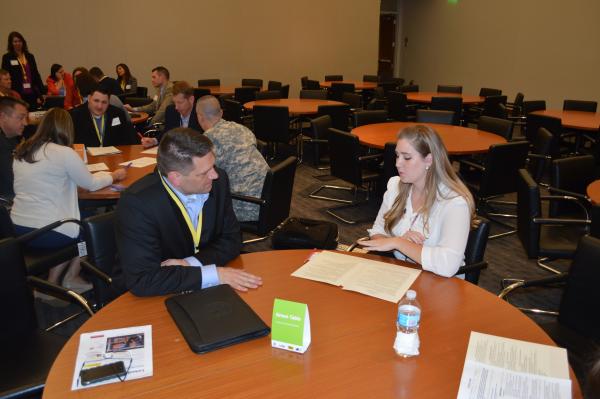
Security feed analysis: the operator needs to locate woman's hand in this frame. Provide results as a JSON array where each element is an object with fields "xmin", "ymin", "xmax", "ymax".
[
  {"xmin": 357, "ymin": 236, "xmax": 402, "ymax": 252},
  {"xmin": 401, "ymin": 230, "xmax": 426, "ymax": 245},
  {"xmin": 111, "ymin": 168, "xmax": 127, "ymax": 182}
]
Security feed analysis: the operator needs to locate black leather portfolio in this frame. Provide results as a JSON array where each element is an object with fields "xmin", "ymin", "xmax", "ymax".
[{"xmin": 165, "ymin": 284, "xmax": 270, "ymax": 354}]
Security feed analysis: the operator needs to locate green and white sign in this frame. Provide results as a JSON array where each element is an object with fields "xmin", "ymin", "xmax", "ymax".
[{"xmin": 271, "ymin": 299, "xmax": 311, "ymax": 353}]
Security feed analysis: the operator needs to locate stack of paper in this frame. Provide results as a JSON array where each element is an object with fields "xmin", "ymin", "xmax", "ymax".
[
  {"xmin": 291, "ymin": 251, "xmax": 421, "ymax": 303},
  {"xmin": 120, "ymin": 157, "xmax": 157, "ymax": 168},
  {"xmin": 457, "ymin": 332, "xmax": 572, "ymax": 399},
  {"xmin": 87, "ymin": 146, "xmax": 122, "ymax": 156},
  {"xmin": 141, "ymin": 147, "xmax": 158, "ymax": 155}
]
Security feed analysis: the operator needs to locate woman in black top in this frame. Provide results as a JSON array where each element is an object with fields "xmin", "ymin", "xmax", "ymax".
[
  {"xmin": 1, "ymin": 32, "xmax": 44, "ymax": 109},
  {"xmin": 115, "ymin": 63, "xmax": 138, "ymax": 95}
]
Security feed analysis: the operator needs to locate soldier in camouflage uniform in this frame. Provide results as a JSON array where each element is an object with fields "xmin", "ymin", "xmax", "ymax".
[{"xmin": 195, "ymin": 95, "xmax": 269, "ymax": 222}]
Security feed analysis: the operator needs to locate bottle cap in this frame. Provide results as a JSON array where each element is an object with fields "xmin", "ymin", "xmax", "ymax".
[{"xmin": 406, "ymin": 290, "xmax": 416, "ymax": 300}]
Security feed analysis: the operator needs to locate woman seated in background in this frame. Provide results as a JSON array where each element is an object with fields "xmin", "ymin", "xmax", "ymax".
[
  {"xmin": 359, "ymin": 125, "xmax": 475, "ymax": 278},
  {"xmin": 67, "ymin": 66, "xmax": 88, "ymax": 109},
  {"xmin": 45, "ymin": 63, "xmax": 75, "ymax": 109},
  {"xmin": 10, "ymin": 108, "xmax": 127, "ymax": 291},
  {"xmin": 115, "ymin": 63, "xmax": 137, "ymax": 95}
]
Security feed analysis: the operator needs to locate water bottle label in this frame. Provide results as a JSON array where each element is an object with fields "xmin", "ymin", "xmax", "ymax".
[{"xmin": 397, "ymin": 305, "xmax": 420, "ymax": 328}]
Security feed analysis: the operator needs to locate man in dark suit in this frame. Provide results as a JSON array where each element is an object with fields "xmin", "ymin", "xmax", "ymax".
[
  {"xmin": 89, "ymin": 66, "xmax": 122, "ymax": 96},
  {"xmin": 140, "ymin": 81, "xmax": 202, "ymax": 148},
  {"xmin": 0, "ymin": 97, "xmax": 27, "ymax": 201},
  {"xmin": 69, "ymin": 86, "xmax": 137, "ymax": 147},
  {"xmin": 115, "ymin": 128, "xmax": 262, "ymax": 296}
]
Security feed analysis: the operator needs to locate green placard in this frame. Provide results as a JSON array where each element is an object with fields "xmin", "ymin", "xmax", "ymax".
[{"xmin": 271, "ymin": 299, "xmax": 311, "ymax": 353}]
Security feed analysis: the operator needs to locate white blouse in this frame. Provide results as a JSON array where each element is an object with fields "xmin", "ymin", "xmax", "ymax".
[
  {"xmin": 11, "ymin": 142, "xmax": 113, "ymax": 238},
  {"xmin": 368, "ymin": 176, "xmax": 470, "ymax": 277}
]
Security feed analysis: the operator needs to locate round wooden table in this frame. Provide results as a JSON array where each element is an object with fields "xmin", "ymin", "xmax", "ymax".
[
  {"xmin": 405, "ymin": 92, "xmax": 484, "ymax": 105},
  {"xmin": 129, "ymin": 112, "xmax": 149, "ymax": 125},
  {"xmin": 42, "ymin": 250, "xmax": 582, "ymax": 399},
  {"xmin": 353, "ymin": 122, "xmax": 507, "ymax": 155},
  {"xmin": 78, "ymin": 145, "xmax": 156, "ymax": 200},
  {"xmin": 194, "ymin": 85, "xmax": 240, "ymax": 96},
  {"xmin": 531, "ymin": 109, "xmax": 600, "ymax": 131},
  {"xmin": 319, "ymin": 81, "xmax": 377, "ymax": 90},
  {"xmin": 587, "ymin": 180, "xmax": 600, "ymax": 204},
  {"xmin": 243, "ymin": 98, "xmax": 346, "ymax": 116}
]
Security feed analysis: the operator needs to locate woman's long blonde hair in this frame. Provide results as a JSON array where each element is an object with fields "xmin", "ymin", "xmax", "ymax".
[
  {"xmin": 383, "ymin": 125, "xmax": 476, "ymax": 234},
  {"xmin": 14, "ymin": 108, "xmax": 74, "ymax": 163}
]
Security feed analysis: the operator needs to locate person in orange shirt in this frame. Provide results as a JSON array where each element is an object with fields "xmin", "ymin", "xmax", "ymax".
[
  {"xmin": 46, "ymin": 63, "xmax": 76, "ymax": 109},
  {"xmin": 0, "ymin": 69, "xmax": 21, "ymax": 99},
  {"xmin": 66, "ymin": 66, "xmax": 88, "ymax": 110}
]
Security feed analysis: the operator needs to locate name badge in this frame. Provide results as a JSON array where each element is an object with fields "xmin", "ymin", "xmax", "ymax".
[
  {"xmin": 23, "ymin": 83, "xmax": 31, "ymax": 89},
  {"xmin": 153, "ymin": 95, "xmax": 158, "ymax": 102},
  {"xmin": 111, "ymin": 117, "xmax": 121, "ymax": 126},
  {"xmin": 125, "ymin": 84, "xmax": 131, "ymax": 89},
  {"xmin": 10, "ymin": 59, "xmax": 19, "ymax": 66}
]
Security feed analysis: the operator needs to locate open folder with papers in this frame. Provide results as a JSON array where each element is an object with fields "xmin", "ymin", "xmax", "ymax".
[{"xmin": 291, "ymin": 251, "xmax": 421, "ymax": 303}]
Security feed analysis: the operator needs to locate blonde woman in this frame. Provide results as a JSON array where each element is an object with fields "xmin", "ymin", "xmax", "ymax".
[
  {"xmin": 359, "ymin": 125, "xmax": 476, "ymax": 277},
  {"xmin": 11, "ymin": 108, "xmax": 127, "ymax": 290}
]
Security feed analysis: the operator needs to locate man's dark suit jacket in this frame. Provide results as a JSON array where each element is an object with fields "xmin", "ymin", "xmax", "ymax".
[
  {"xmin": 114, "ymin": 168, "xmax": 241, "ymax": 296},
  {"xmin": 162, "ymin": 104, "xmax": 203, "ymax": 140},
  {"xmin": 0, "ymin": 129, "xmax": 19, "ymax": 200},
  {"xmin": 70, "ymin": 103, "xmax": 137, "ymax": 147},
  {"xmin": 99, "ymin": 76, "xmax": 123, "ymax": 96}
]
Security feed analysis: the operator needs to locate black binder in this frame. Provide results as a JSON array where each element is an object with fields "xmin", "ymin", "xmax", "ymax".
[{"xmin": 165, "ymin": 284, "xmax": 270, "ymax": 354}]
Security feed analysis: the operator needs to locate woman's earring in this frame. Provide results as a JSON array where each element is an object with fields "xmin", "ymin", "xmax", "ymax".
[{"xmin": 425, "ymin": 166, "xmax": 430, "ymax": 170}]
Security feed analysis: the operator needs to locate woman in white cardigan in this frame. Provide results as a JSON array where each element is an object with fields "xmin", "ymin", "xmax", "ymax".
[
  {"xmin": 11, "ymin": 108, "xmax": 127, "ymax": 291},
  {"xmin": 359, "ymin": 125, "xmax": 476, "ymax": 277}
]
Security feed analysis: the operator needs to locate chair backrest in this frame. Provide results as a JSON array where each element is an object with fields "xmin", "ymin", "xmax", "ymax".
[
  {"xmin": 363, "ymin": 75, "xmax": 379, "ymax": 82},
  {"xmin": 430, "ymin": 96, "xmax": 463, "ymax": 125},
  {"xmin": 193, "ymin": 88, "xmax": 211, "ymax": 99},
  {"xmin": 479, "ymin": 87, "xmax": 502, "ymax": 97},
  {"xmin": 482, "ymin": 95, "xmax": 508, "ymax": 118},
  {"xmin": 311, "ymin": 115, "xmax": 332, "ymax": 140},
  {"xmin": 378, "ymin": 82, "xmax": 399, "ymax": 96},
  {"xmin": 317, "ymin": 104, "xmax": 351, "ymax": 131},
  {"xmin": 82, "ymin": 211, "xmax": 124, "ymax": 306},
  {"xmin": 197, "ymin": 79, "xmax": 220, "ymax": 86},
  {"xmin": 416, "ymin": 109, "xmax": 454, "ymax": 125},
  {"xmin": 342, "ymin": 92, "xmax": 362, "ymax": 109},
  {"xmin": 267, "ymin": 80, "xmax": 282, "ymax": 91},
  {"xmin": 280, "ymin": 84, "xmax": 290, "ymax": 99},
  {"xmin": 0, "ymin": 205, "xmax": 15, "ymax": 239},
  {"xmin": 324, "ymin": 75, "xmax": 343, "ymax": 82},
  {"xmin": 328, "ymin": 128, "xmax": 362, "ymax": 186},
  {"xmin": 463, "ymin": 218, "xmax": 491, "ymax": 285},
  {"xmin": 43, "ymin": 96, "xmax": 65, "ymax": 110},
  {"xmin": 252, "ymin": 105, "xmax": 290, "ymax": 143},
  {"xmin": 353, "ymin": 110, "xmax": 388, "ymax": 127},
  {"xmin": 300, "ymin": 89, "xmax": 327, "ymax": 100},
  {"xmin": 511, "ymin": 92, "xmax": 525, "ymax": 117},
  {"xmin": 305, "ymin": 79, "xmax": 321, "ymax": 90},
  {"xmin": 300, "ymin": 76, "xmax": 309, "ymax": 89},
  {"xmin": 256, "ymin": 156, "xmax": 297, "ymax": 235},
  {"xmin": 525, "ymin": 113, "xmax": 562, "ymax": 156},
  {"xmin": 479, "ymin": 140, "xmax": 530, "ymax": 197},
  {"xmin": 550, "ymin": 155, "xmax": 596, "ymax": 217},
  {"xmin": 234, "ymin": 87, "xmax": 260, "ymax": 105},
  {"xmin": 241, "ymin": 78, "xmax": 263, "ymax": 87},
  {"xmin": 523, "ymin": 100, "xmax": 546, "ymax": 114},
  {"xmin": 255, "ymin": 90, "xmax": 282, "ymax": 100},
  {"xmin": 563, "ymin": 99, "xmax": 597, "ymax": 113},
  {"xmin": 591, "ymin": 205, "xmax": 600, "ymax": 239},
  {"xmin": 381, "ymin": 142, "xmax": 399, "ymax": 191},
  {"xmin": 558, "ymin": 235, "xmax": 600, "ymax": 340},
  {"xmin": 528, "ymin": 127, "xmax": 553, "ymax": 182},
  {"xmin": 136, "ymin": 86, "xmax": 148, "ymax": 97},
  {"xmin": 399, "ymin": 84, "xmax": 419, "ymax": 92},
  {"xmin": 0, "ymin": 237, "xmax": 37, "ymax": 341},
  {"xmin": 329, "ymin": 82, "xmax": 355, "ymax": 101},
  {"xmin": 387, "ymin": 91, "xmax": 409, "ymax": 121},
  {"xmin": 517, "ymin": 168, "xmax": 541, "ymax": 258},
  {"xmin": 477, "ymin": 115, "xmax": 513, "ymax": 140},
  {"xmin": 437, "ymin": 84, "xmax": 462, "ymax": 94},
  {"xmin": 222, "ymin": 99, "xmax": 243, "ymax": 123}
]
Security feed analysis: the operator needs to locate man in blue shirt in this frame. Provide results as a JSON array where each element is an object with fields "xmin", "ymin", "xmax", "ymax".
[{"xmin": 115, "ymin": 128, "xmax": 262, "ymax": 296}]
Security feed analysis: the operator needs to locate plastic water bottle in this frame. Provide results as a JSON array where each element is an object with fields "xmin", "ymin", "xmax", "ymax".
[{"xmin": 394, "ymin": 290, "xmax": 421, "ymax": 357}]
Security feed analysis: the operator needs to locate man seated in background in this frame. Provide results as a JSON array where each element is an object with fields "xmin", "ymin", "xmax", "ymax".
[
  {"xmin": 195, "ymin": 95, "xmax": 269, "ymax": 222},
  {"xmin": 0, "ymin": 69, "xmax": 21, "ymax": 99},
  {"xmin": 115, "ymin": 128, "xmax": 261, "ymax": 296},
  {"xmin": 75, "ymin": 70, "xmax": 131, "ymax": 122},
  {"xmin": 69, "ymin": 85, "xmax": 137, "ymax": 147},
  {"xmin": 140, "ymin": 81, "xmax": 202, "ymax": 148},
  {"xmin": 89, "ymin": 66, "xmax": 122, "ymax": 96},
  {"xmin": 0, "ymin": 97, "xmax": 27, "ymax": 201},
  {"xmin": 125, "ymin": 66, "xmax": 172, "ymax": 125}
]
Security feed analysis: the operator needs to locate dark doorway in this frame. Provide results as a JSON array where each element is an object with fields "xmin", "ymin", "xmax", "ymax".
[{"xmin": 378, "ymin": 14, "xmax": 396, "ymax": 79}]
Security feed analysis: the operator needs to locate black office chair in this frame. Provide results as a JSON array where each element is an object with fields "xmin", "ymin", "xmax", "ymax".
[
  {"xmin": 255, "ymin": 90, "xmax": 282, "ymax": 100},
  {"xmin": 549, "ymin": 155, "xmax": 596, "ymax": 218},
  {"xmin": 342, "ymin": 92, "xmax": 363, "ymax": 110},
  {"xmin": 0, "ymin": 237, "xmax": 69, "ymax": 399},
  {"xmin": 527, "ymin": 127, "xmax": 554, "ymax": 184},
  {"xmin": 280, "ymin": 84, "xmax": 290, "ymax": 99},
  {"xmin": 252, "ymin": 105, "xmax": 296, "ymax": 159},
  {"xmin": 234, "ymin": 87, "xmax": 260, "ymax": 106},
  {"xmin": 300, "ymin": 90, "xmax": 327, "ymax": 100},
  {"xmin": 329, "ymin": 82, "xmax": 355, "ymax": 102},
  {"xmin": 317, "ymin": 104, "xmax": 351, "ymax": 131},
  {"xmin": 300, "ymin": 76, "xmax": 309, "ymax": 89},
  {"xmin": 478, "ymin": 87, "xmax": 502, "ymax": 97},
  {"xmin": 197, "ymin": 79, "xmax": 220, "ymax": 86},
  {"xmin": 241, "ymin": 78, "xmax": 263, "ymax": 88},
  {"xmin": 305, "ymin": 115, "xmax": 332, "ymax": 168},
  {"xmin": 231, "ymin": 156, "xmax": 297, "ymax": 244},
  {"xmin": 43, "ymin": 96, "xmax": 65, "ymax": 110},
  {"xmin": 222, "ymin": 99, "xmax": 243, "ymax": 124},
  {"xmin": 135, "ymin": 86, "xmax": 148, "ymax": 98},
  {"xmin": 379, "ymin": 142, "xmax": 398, "ymax": 197},
  {"xmin": 437, "ymin": 85, "xmax": 462, "ymax": 94},
  {"xmin": 563, "ymin": 100, "xmax": 597, "ymax": 113},
  {"xmin": 525, "ymin": 113, "xmax": 563, "ymax": 157},
  {"xmin": 523, "ymin": 100, "xmax": 546, "ymax": 114},
  {"xmin": 193, "ymin": 88, "xmax": 210, "ymax": 100},
  {"xmin": 387, "ymin": 91, "xmax": 414, "ymax": 121},
  {"xmin": 309, "ymin": 129, "xmax": 382, "ymax": 224},
  {"xmin": 477, "ymin": 115, "xmax": 514, "ymax": 141},
  {"xmin": 430, "ymin": 96, "xmax": 462, "ymax": 125},
  {"xmin": 352, "ymin": 110, "xmax": 388, "ymax": 127},
  {"xmin": 399, "ymin": 84, "xmax": 419, "ymax": 93},
  {"xmin": 363, "ymin": 75, "xmax": 379, "ymax": 82},
  {"xmin": 305, "ymin": 79, "xmax": 321, "ymax": 90},
  {"xmin": 267, "ymin": 81, "xmax": 282, "ymax": 91},
  {"xmin": 416, "ymin": 109, "xmax": 454, "ymax": 125},
  {"xmin": 324, "ymin": 75, "xmax": 343, "ymax": 82}
]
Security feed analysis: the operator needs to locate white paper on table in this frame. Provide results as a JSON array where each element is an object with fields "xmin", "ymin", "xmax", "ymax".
[
  {"xmin": 86, "ymin": 162, "xmax": 109, "ymax": 172},
  {"xmin": 87, "ymin": 146, "xmax": 122, "ymax": 156},
  {"xmin": 291, "ymin": 251, "xmax": 421, "ymax": 303},
  {"xmin": 141, "ymin": 147, "xmax": 158, "ymax": 155},
  {"xmin": 71, "ymin": 325, "xmax": 153, "ymax": 391},
  {"xmin": 457, "ymin": 332, "xmax": 572, "ymax": 399},
  {"xmin": 119, "ymin": 157, "xmax": 157, "ymax": 168},
  {"xmin": 92, "ymin": 171, "xmax": 112, "ymax": 178}
]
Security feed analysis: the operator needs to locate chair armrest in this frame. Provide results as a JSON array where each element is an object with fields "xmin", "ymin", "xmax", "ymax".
[
  {"xmin": 533, "ymin": 217, "xmax": 591, "ymax": 225},
  {"xmin": 498, "ymin": 273, "xmax": 568, "ymax": 300},
  {"xmin": 459, "ymin": 159, "xmax": 485, "ymax": 171},
  {"xmin": 358, "ymin": 153, "xmax": 383, "ymax": 162},
  {"xmin": 80, "ymin": 259, "xmax": 112, "ymax": 285},
  {"xmin": 142, "ymin": 129, "xmax": 160, "ymax": 138},
  {"xmin": 27, "ymin": 276, "xmax": 94, "ymax": 315},
  {"xmin": 527, "ymin": 153, "xmax": 551, "ymax": 160},
  {"xmin": 541, "ymin": 194, "xmax": 591, "ymax": 219},
  {"xmin": 16, "ymin": 218, "xmax": 83, "ymax": 244},
  {"xmin": 456, "ymin": 261, "xmax": 487, "ymax": 276},
  {"xmin": 230, "ymin": 192, "xmax": 266, "ymax": 205},
  {"xmin": 547, "ymin": 187, "xmax": 590, "ymax": 203}
]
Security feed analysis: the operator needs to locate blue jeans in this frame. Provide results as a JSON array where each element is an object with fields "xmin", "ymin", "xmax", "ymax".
[{"xmin": 13, "ymin": 224, "xmax": 79, "ymax": 250}]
